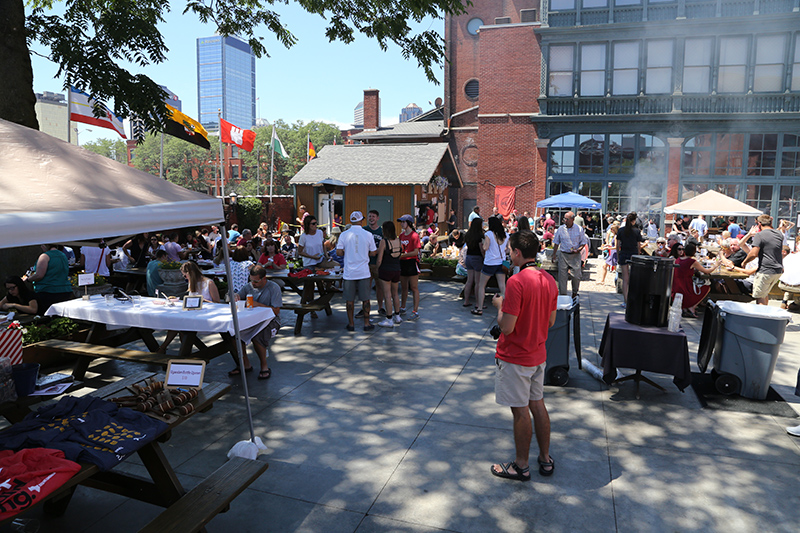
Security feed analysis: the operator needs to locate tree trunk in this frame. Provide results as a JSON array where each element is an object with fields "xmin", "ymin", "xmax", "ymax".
[{"xmin": 0, "ymin": 0, "xmax": 39, "ymax": 129}]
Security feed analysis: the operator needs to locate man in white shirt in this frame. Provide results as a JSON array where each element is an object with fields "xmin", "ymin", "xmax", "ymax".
[
  {"xmin": 552, "ymin": 211, "xmax": 589, "ymax": 297},
  {"xmin": 689, "ymin": 215, "xmax": 708, "ymax": 238},
  {"xmin": 337, "ymin": 211, "xmax": 378, "ymax": 331}
]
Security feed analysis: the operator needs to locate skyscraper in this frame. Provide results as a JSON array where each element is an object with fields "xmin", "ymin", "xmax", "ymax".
[
  {"xmin": 353, "ymin": 101, "xmax": 364, "ymax": 128},
  {"xmin": 197, "ymin": 35, "xmax": 255, "ymax": 133},
  {"xmin": 399, "ymin": 103, "xmax": 422, "ymax": 123}
]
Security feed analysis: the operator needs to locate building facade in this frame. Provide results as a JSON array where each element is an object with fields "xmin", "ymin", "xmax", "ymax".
[
  {"xmin": 197, "ymin": 35, "xmax": 256, "ymax": 133},
  {"xmin": 35, "ymin": 92, "xmax": 78, "ymax": 145},
  {"xmin": 445, "ymin": 0, "xmax": 800, "ymax": 231}
]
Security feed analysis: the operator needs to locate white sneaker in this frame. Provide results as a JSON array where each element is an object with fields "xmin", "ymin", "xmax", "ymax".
[
  {"xmin": 377, "ymin": 318, "xmax": 394, "ymax": 328},
  {"xmin": 786, "ymin": 425, "xmax": 800, "ymax": 437},
  {"xmin": 393, "ymin": 315, "xmax": 402, "ymax": 324}
]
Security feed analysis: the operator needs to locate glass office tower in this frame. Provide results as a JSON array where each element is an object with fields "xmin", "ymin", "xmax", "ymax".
[{"xmin": 197, "ymin": 35, "xmax": 255, "ymax": 132}]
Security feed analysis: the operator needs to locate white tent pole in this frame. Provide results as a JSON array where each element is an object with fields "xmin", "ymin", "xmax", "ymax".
[
  {"xmin": 159, "ymin": 132, "xmax": 164, "ymax": 180},
  {"xmin": 219, "ymin": 109, "xmax": 225, "ymax": 198},
  {"xmin": 220, "ymin": 222, "xmax": 256, "ymax": 442}
]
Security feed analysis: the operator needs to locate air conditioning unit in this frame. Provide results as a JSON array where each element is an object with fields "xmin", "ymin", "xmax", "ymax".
[
  {"xmin": 495, "ymin": 16, "xmax": 511, "ymax": 24},
  {"xmin": 520, "ymin": 9, "xmax": 538, "ymax": 22}
]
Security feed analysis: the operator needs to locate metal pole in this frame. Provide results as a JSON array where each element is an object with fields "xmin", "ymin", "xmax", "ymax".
[
  {"xmin": 256, "ymin": 146, "xmax": 260, "ymax": 196},
  {"xmin": 159, "ymin": 132, "xmax": 164, "ymax": 179},
  {"xmin": 219, "ymin": 109, "xmax": 225, "ymax": 197},
  {"xmin": 269, "ymin": 126, "xmax": 275, "ymax": 203}
]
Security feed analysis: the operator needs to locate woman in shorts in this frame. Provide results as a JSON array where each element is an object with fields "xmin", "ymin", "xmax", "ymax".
[
  {"xmin": 463, "ymin": 217, "xmax": 485, "ymax": 308},
  {"xmin": 376, "ymin": 221, "xmax": 402, "ymax": 327},
  {"xmin": 473, "ymin": 216, "xmax": 508, "ymax": 315}
]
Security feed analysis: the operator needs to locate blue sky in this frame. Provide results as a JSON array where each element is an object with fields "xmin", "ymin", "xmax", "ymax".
[{"xmin": 29, "ymin": 4, "xmax": 445, "ymax": 144}]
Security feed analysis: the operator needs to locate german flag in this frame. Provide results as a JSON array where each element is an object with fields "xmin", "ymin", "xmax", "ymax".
[{"xmin": 164, "ymin": 104, "xmax": 210, "ymax": 149}]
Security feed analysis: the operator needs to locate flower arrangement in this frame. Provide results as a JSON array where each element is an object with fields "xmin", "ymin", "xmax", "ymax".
[
  {"xmin": 6, "ymin": 321, "xmax": 22, "ymax": 331},
  {"xmin": 159, "ymin": 260, "xmax": 182, "ymax": 270},
  {"xmin": 69, "ymin": 273, "xmax": 106, "ymax": 287}
]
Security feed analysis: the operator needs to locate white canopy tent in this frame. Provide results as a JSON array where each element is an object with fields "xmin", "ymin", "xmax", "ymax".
[
  {"xmin": 0, "ymin": 119, "xmax": 222, "ymax": 248},
  {"xmin": 0, "ymin": 118, "xmax": 264, "ymax": 457},
  {"xmin": 663, "ymin": 190, "xmax": 763, "ymax": 217}
]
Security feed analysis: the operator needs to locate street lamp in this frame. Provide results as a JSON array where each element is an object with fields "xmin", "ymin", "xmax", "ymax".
[{"xmin": 74, "ymin": 127, "xmax": 92, "ymax": 146}]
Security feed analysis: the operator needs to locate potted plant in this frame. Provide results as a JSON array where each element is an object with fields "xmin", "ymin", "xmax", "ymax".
[
  {"xmin": 158, "ymin": 260, "xmax": 184, "ymax": 284},
  {"xmin": 70, "ymin": 272, "xmax": 111, "ymax": 297}
]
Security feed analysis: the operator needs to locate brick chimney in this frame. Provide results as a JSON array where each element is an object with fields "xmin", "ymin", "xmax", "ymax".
[{"xmin": 363, "ymin": 89, "xmax": 380, "ymax": 131}]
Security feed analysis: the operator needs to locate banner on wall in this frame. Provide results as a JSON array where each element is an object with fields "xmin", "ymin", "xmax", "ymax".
[{"xmin": 494, "ymin": 186, "xmax": 515, "ymax": 218}]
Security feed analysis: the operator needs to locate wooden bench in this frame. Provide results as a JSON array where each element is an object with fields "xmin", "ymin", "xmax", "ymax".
[
  {"xmin": 139, "ymin": 457, "xmax": 268, "ymax": 533},
  {"xmin": 281, "ymin": 290, "xmax": 336, "ymax": 335},
  {"xmin": 32, "ymin": 339, "xmax": 175, "ymax": 380}
]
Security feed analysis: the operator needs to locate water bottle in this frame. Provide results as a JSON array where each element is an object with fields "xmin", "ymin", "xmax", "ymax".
[{"xmin": 668, "ymin": 293, "xmax": 683, "ymax": 332}]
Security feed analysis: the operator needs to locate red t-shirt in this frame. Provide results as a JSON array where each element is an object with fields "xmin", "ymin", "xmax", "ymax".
[
  {"xmin": 543, "ymin": 218, "xmax": 556, "ymax": 231},
  {"xmin": 399, "ymin": 230, "xmax": 421, "ymax": 263},
  {"xmin": 258, "ymin": 253, "xmax": 287, "ymax": 269},
  {"xmin": 496, "ymin": 268, "xmax": 558, "ymax": 367}
]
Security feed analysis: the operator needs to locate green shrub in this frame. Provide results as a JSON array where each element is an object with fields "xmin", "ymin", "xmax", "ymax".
[
  {"xmin": 22, "ymin": 317, "xmax": 78, "ymax": 346},
  {"xmin": 235, "ymin": 197, "xmax": 263, "ymax": 233}
]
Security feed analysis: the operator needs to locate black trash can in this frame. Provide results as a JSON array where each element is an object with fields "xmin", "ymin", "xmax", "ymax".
[
  {"xmin": 545, "ymin": 295, "xmax": 582, "ymax": 386},
  {"xmin": 625, "ymin": 255, "xmax": 674, "ymax": 327}
]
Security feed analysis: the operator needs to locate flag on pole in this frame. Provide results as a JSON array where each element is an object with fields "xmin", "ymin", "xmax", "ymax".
[
  {"xmin": 271, "ymin": 128, "xmax": 288, "ymax": 159},
  {"xmin": 69, "ymin": 86, "xmax": 126, "ymax": 139},
  {"xmin": 220, "ymin": 118, "xmax": 256, "ymax": 152},
  {"xmin": 164, "ymin": 104, "xmax": 210, "ymax": 149},
  {"xmin": 307, "ymin": 139, "xmax": 316, "ymax": 162}
]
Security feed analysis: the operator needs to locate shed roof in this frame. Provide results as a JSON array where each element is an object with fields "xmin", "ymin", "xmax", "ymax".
[
  {"xmin": 289, "ymin": 143, "xmax": 461, "ymax": 187},
  {"xmin": 349, "ymin": 119, "xmax": 445, "ymax": 141}
]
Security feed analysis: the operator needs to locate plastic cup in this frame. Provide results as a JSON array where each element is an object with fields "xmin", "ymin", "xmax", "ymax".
[
  {"xmin": 105, "ymin": 294, "xmax": 114, "ymax": 306},
  {"xmin": 236, "ymin": 300, "xmax": 245, "ymax": 311}
]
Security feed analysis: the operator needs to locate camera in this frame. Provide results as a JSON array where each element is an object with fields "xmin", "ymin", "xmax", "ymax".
[{"xmin": 490, "ymin": 324, "xmax": 502, "ymax": 340}]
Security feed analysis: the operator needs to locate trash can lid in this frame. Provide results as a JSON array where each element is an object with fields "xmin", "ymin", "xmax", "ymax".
[
  {"xmin": 716, "ymin": 301, "xmax": 792, "ymax": 320},
  {"xmin": 557, "ymin": 295, "xmax": 573, "ymax": 310}
]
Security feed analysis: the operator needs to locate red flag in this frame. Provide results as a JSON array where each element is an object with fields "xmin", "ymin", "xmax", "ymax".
[
  {"xmin": 220, "ymin": 118, "xmax": 255, "ymax": 152},
  {"xmin": 494, "ymin": 186, "xmax": 515, "ymax": 218}
]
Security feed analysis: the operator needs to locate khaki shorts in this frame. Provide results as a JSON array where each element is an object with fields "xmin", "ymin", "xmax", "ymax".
[
  {"xmin": 495, "ymin": 358, "xmax": 546, "ymax": 407},
  {"xmin": 752, "ymin": 272, "xmax": 782, "ymax": 299}
]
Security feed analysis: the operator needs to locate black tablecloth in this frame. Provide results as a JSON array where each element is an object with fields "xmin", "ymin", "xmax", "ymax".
[{"xmin": 598, "ymin": 313, "xmax": 691, "ymax": 391}]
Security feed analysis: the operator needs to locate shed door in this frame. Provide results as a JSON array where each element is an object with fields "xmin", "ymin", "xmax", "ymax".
[{"xmin": 367, "ymin": 196, "xmax": 393, "ymax": 226}]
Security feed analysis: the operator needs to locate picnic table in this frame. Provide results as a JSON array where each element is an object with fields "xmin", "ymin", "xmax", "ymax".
[
  {"xmin": 44, "ymin": 297, "xmax": 275, "ymax": 378},
  {"xmin": 262, "ymin": 269, "xmax": 343, "ymax": 335},
  {"xmin": 0, "ymin": 371, "xmax": 266, "ymax": 531}
]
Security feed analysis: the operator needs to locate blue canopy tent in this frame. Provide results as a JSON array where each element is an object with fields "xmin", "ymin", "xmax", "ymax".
[{"xmin": 535, "ymin": 191, "xmax": 605, "ymax": 241}]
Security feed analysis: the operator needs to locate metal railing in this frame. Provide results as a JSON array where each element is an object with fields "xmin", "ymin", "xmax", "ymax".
[{"xmin": 541, "ymin": 93, "xmax": 800, "ymax": 115}]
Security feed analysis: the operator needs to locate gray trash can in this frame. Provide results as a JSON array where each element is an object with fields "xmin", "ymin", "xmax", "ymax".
[
  {"xmin": 545, "ymin": 295, "xmax": 581, "ymax": 386},
  {"xmin": 712, "ymin": 301, "xmax": 791, "ymax": 399}
]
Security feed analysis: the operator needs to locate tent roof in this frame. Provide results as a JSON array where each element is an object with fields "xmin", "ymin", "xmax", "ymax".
[
  {"xmin": 663, "ymin": 190, "xmax": 762, "ymax": 216},
  {"xmin": 288, "ymin": 143, "xmax": 462, "ymax": 187},
  {"xmin": 0, "ymin": 118, "xmax": 224, "ymax": 249},
  {"xmin": 536, "ymin": 192, "xmax": 601, "ymax": 209}
]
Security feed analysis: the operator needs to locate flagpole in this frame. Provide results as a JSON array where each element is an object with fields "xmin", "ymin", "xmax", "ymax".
[
  {"xmin": 256, "ymin": 146, "xmax": 260, "ymax": 197},
  {"xmin": 269, "ymin": 126, "xmax": 275, "ymax": 204},
  {"xmin": 66, "ymin": 87, "xmax": 72, "ymax": 144},
  {"xmin": 218, "ymin": 109, "xmax": 225, "ymax": 198},
  {"xmin": 159, "ymin": 132, "xmax": 164, "ymax": 179},
  {"xmin": 306, "ymin": 133, "xmax": 310, "ymax": 164}
]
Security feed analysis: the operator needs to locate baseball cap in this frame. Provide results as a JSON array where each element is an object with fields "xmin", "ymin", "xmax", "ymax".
[
  {"xmin": 397, "ymin": 214, "xmax": 414, "ymax": 223},
  {"xmin": 350, "ymin": 211, "xmax": 364, "ymax": 223}
]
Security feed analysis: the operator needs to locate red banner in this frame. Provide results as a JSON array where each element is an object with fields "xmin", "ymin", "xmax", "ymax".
[{"xmin": 494, "ymin": 186, "xmax": 515, "ymax": 218}]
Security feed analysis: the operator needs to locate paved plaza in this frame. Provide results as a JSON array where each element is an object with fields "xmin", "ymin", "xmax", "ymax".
[{"xmin": 22, "ymin": 259, "xmax": 800, "ymax": 532}]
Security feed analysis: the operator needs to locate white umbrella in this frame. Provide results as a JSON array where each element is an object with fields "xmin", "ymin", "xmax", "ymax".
[{"xmin": 663, "ymin": 190, "xmax": 763, "ymax": 217}]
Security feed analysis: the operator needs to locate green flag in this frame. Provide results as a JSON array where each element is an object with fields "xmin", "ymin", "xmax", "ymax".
[{"xmin": 271, "ymin": 127, "xmax": 288, "ymax": 159}]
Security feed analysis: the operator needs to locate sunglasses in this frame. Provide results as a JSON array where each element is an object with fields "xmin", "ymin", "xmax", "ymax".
[{"xmin": 677, "ymin": 247, "xmax": 685, "ymax": 251}]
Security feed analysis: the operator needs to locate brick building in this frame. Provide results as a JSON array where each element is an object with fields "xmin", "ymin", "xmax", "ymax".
[{"xmin": 445, "ymin": 0, "xmax": 800, "ymax": 232}]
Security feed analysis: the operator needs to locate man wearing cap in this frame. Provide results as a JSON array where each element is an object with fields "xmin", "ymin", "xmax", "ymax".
[
  {"xmin": 337, "ymin": 211, "xmax": 378, "ymax": 331},
  {"xmin": 552, "ymin": 211, "xmax": 589, "ymax": 297}
]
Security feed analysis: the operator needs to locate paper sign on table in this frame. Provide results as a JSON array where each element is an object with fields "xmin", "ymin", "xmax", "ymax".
[
  {"xmin": 165, "ymin": 360, "xmax": 205, "ymax": 389},
  {"xmin": 77, "ymin": 273, "xmax": 95, "ymax": 286}
]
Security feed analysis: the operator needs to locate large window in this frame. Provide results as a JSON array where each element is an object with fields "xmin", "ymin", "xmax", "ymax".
[
  {"xmin": 747, "ymin": 134, "xmax": 778, "ymax": 176},
  {"xmin": 551, "ymin": 135, "xmax": 576, "ymax": 174},
  {"xmin": 754, "ymin": 35, "xmax": 787, "ymax": 92},
  {"xmin": 715, "ymin": 134, "xmax": 745, "ymax": 175},
  {"xmin": 579, "ymin": 134, "xmax": 606, "ymax": 173},
  {"xmin": 646, "ymin": 40, "xmax": 673, "ymax": 94},
  {"xmin": 549, "ymin": 45, "xmax": 575, "ymax": 96},
  {"xmin": 607, "ymin": 182, "xmax": 631, "ymax": 214},
  {"xmin": 718, "ymin": 37, "xmax": 748, "ymax": 93},
  {"xmin": 580, "ymin": 44, "xmax": 606, "ymax": 96},
  {"xmin": 608, "ymin": 133, "xmax": 636, "ymax": 174},
  {"xmin": 792, "ymin": 38, "xmax": 800, "ymax": 91},
  {"xmin": 746, "ymin": 184, "xmax": 773, "ymax": 215},
  {"xmin": 613, "ymin": 42, "xmax": 640, "ymax": 95},
  {"xmin": 683, "ymin": 134, "xmax": 713, "ymax": 176},
  {"xmin": 781, "ymin": 134, "xmax": 800, "ymax": 176},
  {"xmin": 551, "ymin": 0, "xmax": 576, "ymax": 8},
  {"xmin": 684, "ymin": 38, "xmax": 713, "ymax": 93}
]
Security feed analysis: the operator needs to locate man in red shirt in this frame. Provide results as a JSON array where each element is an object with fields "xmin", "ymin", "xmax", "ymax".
[{"xmin": 490, "ymin": 230, "xmax": 558, "ymax": 482}]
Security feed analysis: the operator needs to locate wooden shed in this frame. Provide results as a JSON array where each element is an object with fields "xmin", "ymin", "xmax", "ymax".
[{"xmin": 289, "ymin": 143, "xmax": 462, "ymax": 231}]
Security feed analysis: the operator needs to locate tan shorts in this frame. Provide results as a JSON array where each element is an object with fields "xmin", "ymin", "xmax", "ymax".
[
  {"xmin": 752, "ymin": 272, "xmax": 782, "ymax": 299},
  {"xmin": 495, "ymin": 359, "xmax": 546, "ymax": 407}
]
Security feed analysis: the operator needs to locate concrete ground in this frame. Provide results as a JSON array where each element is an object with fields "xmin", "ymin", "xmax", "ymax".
[{"xmin": 17, "ymin": 259, "xmax": 800, "ymax": 532}]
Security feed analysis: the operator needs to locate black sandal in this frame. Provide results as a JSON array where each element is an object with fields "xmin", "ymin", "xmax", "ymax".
[
  {"xmin": 490, "ymin": 461, "xmax": 530, "ymax": 482},
  {"xmin": 228, "ymin": 367, "xmax": 253, "ymax": 377},
  {"xmin": 471, "ymin": 308, "xmax": 483, "ymax": 316},
  {"xmin": 538, "ymin": 456, "xmax": 555, "ymax": 476},
  {"xmin": 258, "ymin": 369, "xmax": 271, "ymax": 380}
]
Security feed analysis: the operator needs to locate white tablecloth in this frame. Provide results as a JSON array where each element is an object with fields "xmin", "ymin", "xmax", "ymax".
[{"xmin": 46, "ymin": 297, "xmax": 275, "ymax": 338}]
